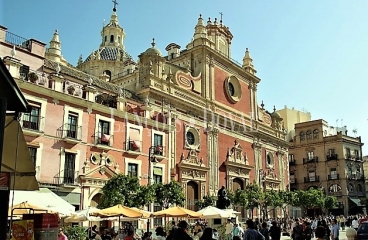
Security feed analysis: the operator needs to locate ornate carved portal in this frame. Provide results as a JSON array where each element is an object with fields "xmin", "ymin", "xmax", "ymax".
[
  {"xmin": 224, "ymin": 140, "xmax": 253, "ymax": 191},
  {"xmin": 177, "ymin": 149, "xmax": 209, "ymax": 199}
]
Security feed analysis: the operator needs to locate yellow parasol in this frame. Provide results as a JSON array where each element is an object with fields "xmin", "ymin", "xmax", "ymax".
[
  {"xmin": 130, "ymin": 207, "xmax": 151, "ymax": 219},
  {"xmin": 9, "ymin": 201, "xmax": 52, "ymax": 215},
  {"xmin": 92, "ymin": 204, "xmax": 143, "ymax": 218},
  {"xmin": 151, "ymin": 206, "xmax": 203, "ymax": 218}
]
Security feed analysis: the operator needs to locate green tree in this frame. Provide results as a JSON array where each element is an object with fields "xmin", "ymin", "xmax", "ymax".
[
  {"xmin": 196, "ymin": 194, "xmax": 216, "ymax": 209},
  {"xmin": 263, "ymin": 190, "xmax": 283, "ymax": 217},
  {"xmin": 244, "ymin": 183, "xmax": 262, "ymax": 218},
  {"xmin": 131, "ymin": 184, "xmax": 156, "ymax": 208},
  {"xmin": 155, "ymin": 181, "xmax": 185, "ymax": 208},
  {"xmin": 233, "ymin": 188, "xmax": 248, "ymax": 213},
  {"xmin": 323, "ymin": 195, "xmax": 338, "ymax": 213},
  {"xmin": 294, "ymin": 188, "xmax": 324, "ymax": 215},
  {"xmin": 279, "ymin": 190, "xmax": 296, "ymax": 218},
  {"xmin": 63, "ymin": 225, "xmax": 87, "ymax": 240},
  {"xmin": 99, "ymin": 174, "xmax": 141, "ymax": 208}
]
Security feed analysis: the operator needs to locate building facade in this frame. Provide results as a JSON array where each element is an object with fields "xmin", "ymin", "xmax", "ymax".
[
  {"xmin": 286, "ymin": 119, "xmax": 365, "ymax": 216},
  {"xmin": 0, "ymin": 5, "xmax": 289, "ymax": 222}
]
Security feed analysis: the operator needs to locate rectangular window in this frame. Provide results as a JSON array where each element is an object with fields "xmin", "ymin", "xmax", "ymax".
[
  {"xmin": 354, "ymin": 150, "xmax": 360, "ymax": 159},
  {"xmin": 28, "ymin": 147, "xmax": 37, "ymax": 167},
  {"xmin": 307, "ymin": 151, "xmax": 314, "ymax": 160},
  {"xmin": 153, "ymin": 202, "xmax": 163, "ymax": 226},
  {"xmin": 330, "ymin": 168, "xmax": 337, "ymax": 179},
  {"xmin": 63, "ymin": 153, "xmax": 76, "ymax": 185},
  {"xmin": 288, "ymin": 154, "xmax": 294, "ymax": 161},
  {"xmin": 290, "ymin": 173, "xmax": 295, "ymax": 183},
  {"xmin": 128, "ymin": 163, "xmax": 138, "ymax": 177},
  {"xmin": 346, "ymin": 148, "xmax": 351, "ymax": 158},
  {"xmin": 66, "ymin": 112, "xmax": 78, "ymax": 138},
  {"xmin": 153, "ymin": 167, "xmax": 163, "ymax": 184},
  {"xmin": 308, "ymin": 170, "xmax": 315, "ymax": 181},
  {"xmin": 22, "ymin": 102, "xmax": 41, "ymax": 130},
  {"xmin": 153, "ymin": 134, "xmax": 163, "ymax": 155},
  {"xmin": 328, "ymin": 149, "xmax": 335, "ymax": 156},
  {"xmin": 98, "ymin": 120, "xmax": 111, "ymax": 145}
]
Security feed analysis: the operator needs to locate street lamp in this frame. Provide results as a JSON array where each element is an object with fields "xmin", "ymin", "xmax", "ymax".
[{"xmin": 147, "ymin": 146, "xmax": 157, "ymax": 233}]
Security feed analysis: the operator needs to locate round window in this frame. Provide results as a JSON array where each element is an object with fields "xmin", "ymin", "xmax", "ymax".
[
  {"xmin": 186, "ymin": 131, "xmax": 195, "ymax": 145},
  {"xmin": 228, "ymin": 82, "xmax": 235, "ymax": 96}
]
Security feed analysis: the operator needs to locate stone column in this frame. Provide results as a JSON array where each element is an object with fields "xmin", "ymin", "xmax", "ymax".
[
  {"xmin": 253, "ymin": 138, "xmax": 262, "ymax": 186},
  {"xmin": 84, "ymin": 85, "xmax": 97, "ymax": 102},
  {"xmin": 3, "ymin": 57, "xmax": 22, "ymax": 79},
  {"xmin": 50, "ymin": 74, "xmax": 64, "ymax": 92},
  {"xmin": 206, "ymin": 124, "xmax": 214, "ymax": 193},
  {"xmin": 212, "ymin": 128, "xmax": 219, "ymax": 193}
]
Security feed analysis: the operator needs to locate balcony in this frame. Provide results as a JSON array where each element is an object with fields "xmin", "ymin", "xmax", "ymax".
[
  {"xmin": 61, "ymin": 123, "xmax": 82, "ymax": 144},
  {"xmin": 289, "ymin": 159, "xmax": 296, "ymax": 166},
  {"xmin": 151, "ymin": 145, "xmax": 165, "ymax": 162},
  {"xmin": 20, "ymin": 116, "xmax": 45, "ymax": 136},
  {"xmin": 329, "ymin": 191, "xmax": 343, "ymax": 197},
  {"xmin": 303, "ymin": 157, "xmax": 318, "ymax": 164},
  {"xmin": 357, "ymin": 192, "xmax": 366, "ymax": 197},
  {"xmin": 304, "ymin": 176, "xmax": 320, "ymax": 183},
  {"xmin": 54, "ymin": 171, "xmax": 79, "ymax": 186},
  {"xmin": 326, "ymin": 154, "xmax": 338, "ymax": 161},
  {"xmin": 125, "ymin": 139, "xmax": 142, "ymax": 155},
  {"xmin": 94, "ymin": 132, "xmax": 113, "ymax": 150},
  {"xmin": 328, "ymin": 174, "xmax": 340, "ymax": 180}
]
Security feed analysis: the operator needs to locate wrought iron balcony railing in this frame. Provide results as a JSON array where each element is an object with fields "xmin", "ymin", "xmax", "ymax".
[
  {"xmin": 326, "ymin": 154, "xmax": 338, "ymax": 161},
  {"xmin": 62, "ymin": 123, "xmax": 82, "ymax": 140},
  {"xmin": 303, "ymin": 157, "xmax": 318, "ymax": 164},
  {"xmin": 95, "ymin": 132, "xmax": 113, "ymax": 147},
  {"xmin": 126, "ymin": 139, "xmax": 142, "ymax": 152},
  {"xmin": 20, "ymin": 116, "xmax": 45, "ymax": 132},
  {"xmin": 304, "ymin": 176, "xmax": 320, "ymax": 183},
  {"xmin": 328, "ymin": 174, "xmax": 339, "ymax": 180}
]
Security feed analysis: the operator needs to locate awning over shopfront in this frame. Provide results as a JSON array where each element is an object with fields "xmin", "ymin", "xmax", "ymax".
[
  {"xmin": 1, "ymin": 116, "xmax": 38, "ymax": 191},
  {"xmin": 349, "ymin": 197, "xmax": 364, "ymax": 207},
  {"xmin": 9, "ymin": 188, "xmax": 75, "ymax": 216}
]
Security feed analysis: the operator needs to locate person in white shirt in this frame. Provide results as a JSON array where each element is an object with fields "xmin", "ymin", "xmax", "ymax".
[
  {"xmin": 352, "ymin": 217, "xmax": 359, "ymax": 230},
  {"xmin": 225, "ymin": 219, "xmax": 234, "ymax": 240}
]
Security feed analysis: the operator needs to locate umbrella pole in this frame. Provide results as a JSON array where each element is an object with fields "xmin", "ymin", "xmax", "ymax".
[{"xmin": 118, "ymin": 216, "xmax": 120, "ymax": 231}]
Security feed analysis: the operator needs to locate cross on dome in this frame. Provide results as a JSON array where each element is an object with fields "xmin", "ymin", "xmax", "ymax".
[
  {"xmin": 112, "ymin": 0, "xmax": 118, "ymax": 12},
  {"xmin": 151, "ymin": 38, "xmax": 155, "ymax": 47}
]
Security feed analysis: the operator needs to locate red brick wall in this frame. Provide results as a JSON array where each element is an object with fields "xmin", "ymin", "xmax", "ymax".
[{"xmin": 214, "ymin": 67, "xmax": 251, "ymax": 114}]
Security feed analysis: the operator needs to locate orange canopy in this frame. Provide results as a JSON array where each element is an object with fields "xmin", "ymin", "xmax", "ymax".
[
  {"xmin": 151, "ymin": 206, "xmax": 203, "ymax": 218},
  {"xmin": 93, "ymin": 204, "xmax": 143, "ymax": 218}
]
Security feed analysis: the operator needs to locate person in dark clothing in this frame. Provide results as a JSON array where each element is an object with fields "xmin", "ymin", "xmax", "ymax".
[
  {"xmin": 173, "ymin": 220, "xmax": 193, "ymax": 240},
  {"xmin": 200, "ymin": 228, "xmax": 213, "ymax": 240},
  {"xmin": 269, "ymin": 221, "xmax": 281, "ymax": 240},
  {"xmin": 302, "ymin": 221, "xmax": 312, "ymax": 240},
  {"xmin": 260, "ymin": 222, "xmax": 269, "ymax": 240},
  {"xmin": 292, "ymin": 222, "xmax": 302, "ymax": 240}
]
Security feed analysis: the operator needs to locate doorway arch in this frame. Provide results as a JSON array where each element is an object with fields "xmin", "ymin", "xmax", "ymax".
[
  {"xmin": 187, "ymin": 181, "xmax": 199, "ymax": 211},
  {"xmin": 232, "ymin": 178, "xmax": 244, "ymax": 190},
  {"xmin": 91, "ymin": 193, "xmax": 102, "ymax": 208}
]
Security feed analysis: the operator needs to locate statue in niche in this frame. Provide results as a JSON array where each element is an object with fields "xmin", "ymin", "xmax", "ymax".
[{"xmin": 216, "ymin": 186, "xmax": 231, "ymax": 209}]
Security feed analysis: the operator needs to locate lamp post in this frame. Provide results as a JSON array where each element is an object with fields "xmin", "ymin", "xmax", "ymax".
[{"xmin": 147, "ymin": 146, "xmax": 156, "ymax": 233}]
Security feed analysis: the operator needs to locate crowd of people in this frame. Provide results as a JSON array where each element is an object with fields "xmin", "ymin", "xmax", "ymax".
[{"xmin": 57, "ymin": 214, "xmax": 368, "ymax": 240}]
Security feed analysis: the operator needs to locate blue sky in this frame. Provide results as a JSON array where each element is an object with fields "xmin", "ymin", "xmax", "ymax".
[{"xmin": 2, "ymin": 0, "xmax": 368, "ymax": 153}]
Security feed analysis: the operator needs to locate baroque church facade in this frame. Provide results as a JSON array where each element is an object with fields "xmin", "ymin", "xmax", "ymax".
[{"xmin": 0, "ymin": 4, "xmax": 289, "ymax": 222}]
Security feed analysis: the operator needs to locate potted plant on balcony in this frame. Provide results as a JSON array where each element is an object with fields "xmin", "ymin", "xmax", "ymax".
[
  {"xmin": 28, "ymin": 72, "xmax": 38, "ymax": 83},
  {"xmin": 67, "ymin": 85, "xmax": 75, "ymax": 95}
]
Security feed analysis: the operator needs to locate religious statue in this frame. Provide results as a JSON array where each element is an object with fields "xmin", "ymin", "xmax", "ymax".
[{"xmin": 216, "ymin": 186, "xmax": 231, "ymax": 209}]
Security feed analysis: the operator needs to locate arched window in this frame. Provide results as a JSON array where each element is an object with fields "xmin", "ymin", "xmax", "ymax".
[
  {"xmin": 91, "ymin": 193, "xmax": 102, "ymax": 208},
  {"xmin": 329, "ymin": 184, "xmax": 342, "ymax": 192},
  {"xmin": 313, "ymin": 129, "xmax": 319, "ymax": 139},
  {"xmin": 110, "ymin": 35, "xmax": 114, "ymax": 43},
  {"xmin": 300, "ymin": 131, "xmax": 305, "ymax": 141},
  {"xmin": 348, "ymin": 183, "xmax": 354, "ymax": 192},
  {"xmin": 266, "ymin": 153, "xmax": 274, "ymax": 165},
  {"xmin": 103, "ymin": 70, "xmax": 112, "ymax": 81},
  {"xmin": 306, "ymin": 130, "xmax": 312, "ymax": 140},
  {"xmin": 357, "ymin": 184, "xmax": 363, "ymax": 192}
]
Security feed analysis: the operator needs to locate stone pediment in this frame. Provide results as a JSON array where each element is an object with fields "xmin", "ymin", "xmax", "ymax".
[
  {"xmin": 178, "ymin": 150, "xmax": 209, "ymax": 171},
  {"xmin": 225, "ymin": 140, "xmax": 252, "ymax": 170},
  {"xmin": 80, "ymin": 165, "xmax": 116, "ymax": 181}
]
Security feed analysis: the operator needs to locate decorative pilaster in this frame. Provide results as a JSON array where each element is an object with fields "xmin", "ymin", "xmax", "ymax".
[
  {"xmin": 252, "ymin": 137, "xmax": 262, "ymax": 184},
  {"xmin": 84, "ymin": 85, "xmax": 97, "ymax": 102},
  {"xmin": 206, "ymin": 125, "xmax": 214, "ymax": 193},
  {"xmin": 117, "ymin": 97, "xmax": 126, "ymax": 112},
  {"xmin": 213, "ymin": 128, "xmax": 219, "ymax": 192},
  {"xmin": 50, "ymin": 73, "xmax": 64, "ymax": 92},
  {"xmin": 3, "ymin": 56, "xmax": 22, "ymax": 79}
]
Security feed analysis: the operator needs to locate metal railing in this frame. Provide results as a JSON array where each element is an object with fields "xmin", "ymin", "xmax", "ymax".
[
  {"xmin": 329, "ymin": 192, "xmax": 342, "ymax": 197},
  {"xmin": 95, "ymin": 132, "xmax": 113, "ymax": 147},
  {"xmin": 126, "ymin": 139, "xmax": 142, "ymax": 152},
  {"xmin": 303, "ymin": 157, "xmax": 318, "ymax": 164},
  {"xmin": 326, "ymin": 154, "xmax": 338, "ymax": 161},
  {"xmin": 62, "ymin": 123, "xmax": 82, "ymax": 140},
  {"xmin": 5, "ymin": 31, "xmax": 31, "ymax": 50},
  {"xmin": 304, "ymin": 176, "xmax": 320, "ymax": 183},
  {"xmin": 347, "ymin": 173, "xmax": 356, "ymax": 180},
  {"xmin": 289, "ymin": 159, "xmax": 296, "ymax": 166},
  {"xmin": 54, "ymin": 170, "xmax": 79, "ymax": 185},
  {"xmin": 152, "ymin": 145, "xmax": 165, "ymax": 156},
  {"xmin": 290, "ymin": 178, "xmax": 297, "ymax": 184},
  {"xmin": 328, "ymin": 174, "xmax": 339, "ymax": 180},
  {"xmin": 20, "ymin": 116, "xmax": 44, "ymax": 132}
]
